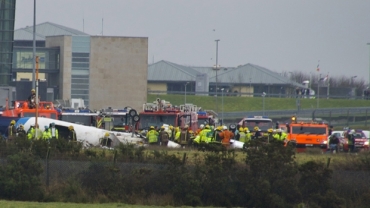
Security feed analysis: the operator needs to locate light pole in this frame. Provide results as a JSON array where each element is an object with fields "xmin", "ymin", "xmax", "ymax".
[
  {"xmin": 289, "ymin": 71, "xmax": 294, "ymax": 97},
  {"xmin": 32, "ymin": 0, "xmax": 37, "ymax": 89},
  {"xmin": 351, "ymin": 76, "xmax": 357, "ymax": 86},
  {"xmin": 214, "ymin": 39, "xmax": 220, "ymax": 113},
  {"xmin": 351, "ymin": 76, "xmax": 357, "ymax": 99},
  {"xmin": 184, "ymin": 82, "xmax": 189, "ymax": 105},
  {"xmin": 262, "ymin": 92, "xmax": 266, "ymax": 116},
  {"xmin": 221, "ymin": 88, "xmax": 224, "ymax": 125}
]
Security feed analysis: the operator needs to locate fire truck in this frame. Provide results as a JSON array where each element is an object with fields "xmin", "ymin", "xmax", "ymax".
[
  {"xmin": 95, "ymin": 107, "xmax": 139, "ymax": 132},
  {"xmin": 59, "ymin": 107, "xmax": 139, "ymax": 132},
  {"xmin": 197, "ymin": 110, "xmax": 216, "ymax": 127},
  {"xmin": 59, "ymin": 108, "xmax": 98, "ymax": 126},
  {"xmin": 286, "ymin": 116, "xmax": 328, "ymax": 149},
  {"xmin": 138, "ymin": 99, "xmax": 198, "ymax": 132}
]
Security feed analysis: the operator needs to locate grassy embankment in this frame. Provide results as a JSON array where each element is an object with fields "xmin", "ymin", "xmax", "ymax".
[
  {"xmin": 147, "ymin": 94, "xmax": 370, "ymax": 112},
  {"xmin": 0, "ymin": 200, "xmax": 172, "ymax": 208}
]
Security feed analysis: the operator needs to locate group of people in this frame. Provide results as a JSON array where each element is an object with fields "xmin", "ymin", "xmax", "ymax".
[
  {"xmin": 7, "ymin": 120, "xmax": 77, "ymax": 142},
  {"xmin": 145, "ymin": 124, "xmax": 288, "ymax": 149},
  {"xmin": 327, "ymin": 127, "xmax": 356, "ymax": 154}
]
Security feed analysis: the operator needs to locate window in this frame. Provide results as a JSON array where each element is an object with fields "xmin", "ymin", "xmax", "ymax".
[{"xmin": 291, "ymin": 127, "xmax": 326, "ymax": 134}]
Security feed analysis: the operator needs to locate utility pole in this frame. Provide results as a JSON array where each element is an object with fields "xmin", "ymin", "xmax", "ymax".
[
  {"xmin": 215, "ymin": 39, "xmax": 220, "ymax": 114},
  {"xmin": 32, "ymin": 0, "xmax": 37, "ymax": 89},
  {"xmin": 317, "ymin": 74, "xmax": 321, "ymax": 108}
]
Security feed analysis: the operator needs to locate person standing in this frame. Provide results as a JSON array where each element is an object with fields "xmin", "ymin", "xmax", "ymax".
[
  {"xmin": 179, "ymin": 125, "xmax": 191, "ymax": 148},
  {"xmin": 34, "ymin": 124, "xmax": 43, "ymax": 140},
  {"xmin": 235, "ymin": 127, "xmax": 246, "ymax": 142},
  {"xmin": 347, "ymin": 129, "xmax": 356, "ymax": 153},
  {"xmin": 146, "ymin": 126, "xmax": 159, "ymax": 146},
  {"xmin": 7, "ymin": 120, "xmax": 17, "ymax": 140},
  {"xmin": 244, "ymin": 128, "xmax": 251, "ymax": 144},
  {"xmin": 252, "ymin": 126, "xmax": 262, "ymax": 140},
  {"xmin": 159, "ymin": 126, "xmax": 170, "ymax": 146},
  {"xmin": 49, "ymin": 122, "xmax": 59, "ymax": 139},
  {"xmin": 219, "ymin": 126, "xmax": 234, "ymax": 148},
  {"xmin": 68, "ymin": 126, "xmax": 77, "ymax": 142},
  {"xmin": 27, "ymin": 89, "xmax": 37, "ymax": 109},
  {"xmin": 42, "ymin": 126, "xmax": 51, "ymax": 141},
  {"xmin": 328, "ymin": 133, "xmax": 340, "ymax": 153},
  {"xmin": 27, "ymin": 125, "xmax": 35, "ymax": 140},
  {"xmin": 16, "ymin": 124, "xmax": 27, "ymax": 138}
]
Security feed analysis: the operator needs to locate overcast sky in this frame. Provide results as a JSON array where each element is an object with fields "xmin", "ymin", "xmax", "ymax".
[{"xmin": 14, "ymin": 0, "xmax": 370, "ymax": 83}]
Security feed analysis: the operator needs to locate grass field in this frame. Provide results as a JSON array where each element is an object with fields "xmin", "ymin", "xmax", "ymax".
[
  {"xmin": 147, "ymin": 94, "xmax": 370, "ymax": 112},
  {"xmin": 0, "ymin": 201, "xmax": 176, "ymax": 208}
]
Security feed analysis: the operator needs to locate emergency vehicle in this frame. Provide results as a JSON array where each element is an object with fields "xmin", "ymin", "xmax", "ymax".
[
  {"xmin": 339, "ymin": 129, "xmax": 369, "ymax": 152},
  {"xmin": 238, "ymin": 116, "xmax": 273, "ymax": 133},
  {"xmin": 197, "ymin": 111, "xmax": 215, "ymax": 127},
  {"xmin": 1, "ymin": 100, "xmax": 59, "ymax": 119},
  {"xmin": 95, "ymin": 108, "xmax": 139, "ymax": 132},
  {"xmin": 59, "ymin": 107, "xmax": 138, "ymax": 132},
  {"xmin": 59, "ymin": 108, "xmax": 98, "ymax": 126},
  {"xmin": 286, "ymin": 116, "xmax": 328, "ymax": 149},
  {"xmin": 138, "ymin": 99, "xmax": 198, "ymax": 131}
]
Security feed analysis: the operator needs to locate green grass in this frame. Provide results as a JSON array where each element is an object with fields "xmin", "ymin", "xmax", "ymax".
[
  {"xmin": 148, "ymin": 94, "xmax": 370, "ymax": 112},
  {"xmin": 0, "ymin": 201, "xmax": 180, "ymax": 208}
]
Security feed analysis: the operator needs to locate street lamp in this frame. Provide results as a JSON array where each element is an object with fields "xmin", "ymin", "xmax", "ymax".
[
  {"xmin": 221, "ymin": 88, "xmax": 224, "ymax": 125},
  {"xmin": 184, "ymin": 82, "xmax": 189, "ymax": 105},
  {"xmin": 262, "ymin": 92, "xmax": 266, "ymax": 116},
  {"xmin": 350, "ymin": 76, "xmax": 357, "ymax": 99},
  {"xmin": 351, "ymin": 76, "xmax": 357, "ymax": 86},
  {"xmin": 214, "ymin": 39, "xmax": 220, "ymax": 113}
]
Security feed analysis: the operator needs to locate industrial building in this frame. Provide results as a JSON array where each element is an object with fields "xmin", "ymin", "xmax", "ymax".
[{"xmin": 148, "ymin": 60, "xmax": 305, "ymax": 97}]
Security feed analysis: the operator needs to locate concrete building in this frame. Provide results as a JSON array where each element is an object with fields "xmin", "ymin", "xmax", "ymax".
[{"xmin": 11, "ymin": 22, "xmax": 148, "ymax": 110}]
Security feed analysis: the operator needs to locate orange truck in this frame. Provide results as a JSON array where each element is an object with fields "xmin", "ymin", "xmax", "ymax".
[{"xmin": 286, "ymin": 116, "xmax": 328, "ymax": 149}]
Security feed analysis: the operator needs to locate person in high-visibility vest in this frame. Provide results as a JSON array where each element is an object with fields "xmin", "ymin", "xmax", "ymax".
[
  {"xmin": 42, "ymin": 126, "xmax": 52, "ymax": 140},
  {"xmin": 237, "ymin": 127, "xmax": 247, "ymax": 143},
  {"xmin": 34, "ymin": 124, "xmax": 43, "ymax": 140},
  {"xmin": 146, "ymin": 126, "xmax": 159, "ymax": 145},
  {"xmin": 27, "ymin": 125, "xmax": 35, "ymax": 140},
  {"xmin": 50, "ymin": 122, "xmax": 59, "ymax": 139}
]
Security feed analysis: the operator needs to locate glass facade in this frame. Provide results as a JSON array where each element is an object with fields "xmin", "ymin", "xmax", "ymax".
[
  {"xmin": 12, "ymin": 47, "xmax": 59, "ymax": 71},
  {"xmin": 71, "ymin": 36, "xmax": 90, "ymax": 106},
  {"xmin": 0, "ymin": 0, "xmax": 16, "ymax": 85}
]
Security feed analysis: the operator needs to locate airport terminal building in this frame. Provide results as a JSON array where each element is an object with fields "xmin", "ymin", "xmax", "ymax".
[{"xmin": 9, "ymin": 22, "xmax": 148, "ymax": 110}]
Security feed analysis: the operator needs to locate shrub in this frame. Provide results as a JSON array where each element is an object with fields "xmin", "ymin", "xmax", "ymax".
[
  {"xmin": 244, "ymin": 139, "xmax": 301, "ymax": 207},
  {"xmin": 0, "ymin": 152, "xmax": 44, "ymax": 201}
]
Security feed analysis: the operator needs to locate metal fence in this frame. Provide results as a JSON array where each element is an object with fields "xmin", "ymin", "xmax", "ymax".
[
  {"xmin": 148, "ymin": 90, "xmax": 370, "ymax": 100},
  {"xmin": 223, "ymin": 107, "xmax": 370, "ymax": 127}
]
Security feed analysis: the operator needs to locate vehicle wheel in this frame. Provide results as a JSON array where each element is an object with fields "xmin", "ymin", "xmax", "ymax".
[
  {"xmin": 133, "ymin": 115, "xmax": 140, "ymax": 122},
  {"xmin": 129, "ymin": 109, "xmax": 137, "ymax": 117}
]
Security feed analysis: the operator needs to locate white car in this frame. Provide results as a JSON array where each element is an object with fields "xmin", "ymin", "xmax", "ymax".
[
  {"xmin": 362, "ymin": 130, "xmax": 369, "ymax": 139},
  {"xmin": 328, "ymin": 131, "xmax": 344, "ymax": 140}
]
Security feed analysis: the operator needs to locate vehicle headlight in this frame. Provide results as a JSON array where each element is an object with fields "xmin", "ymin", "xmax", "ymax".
[
  {"xmin": 323, "ymin": 141, "xmax": 327, "ymax": 144},
  {"xmin": 365, "ymin": 141, "xmax": 369, "ymax": 146}
]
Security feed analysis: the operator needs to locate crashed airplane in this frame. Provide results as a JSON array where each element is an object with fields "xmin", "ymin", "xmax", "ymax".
[{"xmin": 15, "ymin": 117, "xmax": 181, "ymax": 148}]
